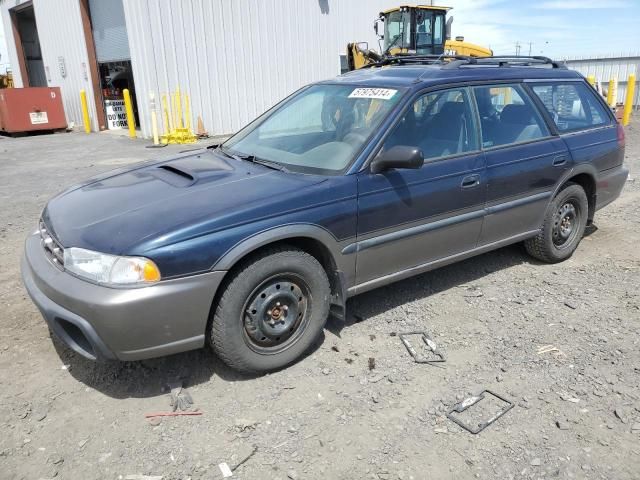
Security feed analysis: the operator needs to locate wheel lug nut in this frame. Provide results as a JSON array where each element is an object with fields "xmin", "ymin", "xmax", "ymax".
[{"xmin": 283, "ymin": 305, "xmax": 288, "ymax": 311}]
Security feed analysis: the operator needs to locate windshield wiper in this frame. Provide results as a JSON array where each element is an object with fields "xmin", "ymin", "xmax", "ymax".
[
  {"xmin": 234, "ymin": 153, "xmax": 289, "ymax": 172},
  {"xmin": 218, "ymin": 146, "xmax": 288, "ymax": 172}
]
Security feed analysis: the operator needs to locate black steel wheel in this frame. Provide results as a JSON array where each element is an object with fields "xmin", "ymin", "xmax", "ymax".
[
  {"xmin": 209, "ymin": 246, "xmax": 330, "ymax": 374},
  {"xmin": 525, "ymin": 182, "xmax": 588, "ymax": 263},
  {"xmin": 242, "ymin": 275, "xmax": 310, "ymax": 353},
  {"xmin": 552, "ymin": 201, "xmax": 580, "ymax": 249}
]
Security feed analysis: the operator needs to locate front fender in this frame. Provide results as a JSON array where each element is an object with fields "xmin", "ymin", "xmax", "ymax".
[
  {"xmin": 213, "ymin": 223, "xmax": 355, "ymax": 318},
  {"xmin": 213, "ymin": 223, "xmax": 351, "ymax": 273}
]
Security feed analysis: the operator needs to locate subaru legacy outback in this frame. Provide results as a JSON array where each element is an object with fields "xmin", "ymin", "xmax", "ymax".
[{"xmin": 22, "ymin": 56, "xmax": 628, "ymax": 373}]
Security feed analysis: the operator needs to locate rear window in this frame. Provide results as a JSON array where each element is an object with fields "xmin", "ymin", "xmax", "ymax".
[{"xmin": 531, "ymin": 82, "xmax": 611, "ymax": 132}]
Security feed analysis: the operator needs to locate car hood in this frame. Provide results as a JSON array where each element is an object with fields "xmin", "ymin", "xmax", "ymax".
[{"xmin": 43, "ymin": 149, "xmax": 326, "ymax": 254}]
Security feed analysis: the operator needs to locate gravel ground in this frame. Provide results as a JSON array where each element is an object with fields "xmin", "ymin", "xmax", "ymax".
[{"xmin": 0, "ymin": 126, "xmax": 639, "ymax": 480}]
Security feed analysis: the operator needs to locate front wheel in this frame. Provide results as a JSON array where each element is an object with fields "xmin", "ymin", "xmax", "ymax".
[
  {"xmin": 209, "ymin": 246, "xmax": 330, "ymax": 374},
  {"xmin": 525, "ymin": 183, "xmax": 588, "ymax": 263}
]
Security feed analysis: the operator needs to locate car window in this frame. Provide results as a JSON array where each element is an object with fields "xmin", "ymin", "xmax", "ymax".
[
  {"xmin": 531, "ymin": 82, "xmax": 611, "ymax": 132},
  {"xmin": 383, "ymin": 87, "xmax": 478, "ymax": 161},
  {"xmin": 223, "ymin": 84, "xmax": 404, "ymax": 174},
  {"xmin": 259, "ymin": 90, "xmax": 330, "ymax": 136},
  {"xmin": 473, "ymin": 84, "xmax": 549, "ymax": 148}
]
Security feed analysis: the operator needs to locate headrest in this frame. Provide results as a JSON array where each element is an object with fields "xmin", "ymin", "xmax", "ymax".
[{"xmin": 500, "ymin": 104, "xmax": 535, "ymax": 124}]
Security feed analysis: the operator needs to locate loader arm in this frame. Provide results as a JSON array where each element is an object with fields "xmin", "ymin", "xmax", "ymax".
[{"xmin": 347, "ymin": 42, "xmax": 382, "ymax": 70}]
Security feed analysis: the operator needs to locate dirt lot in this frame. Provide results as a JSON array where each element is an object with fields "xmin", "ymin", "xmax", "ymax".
[{"xmin": 1, "ymin": 126, "xmax": 639, "ymax": 480}]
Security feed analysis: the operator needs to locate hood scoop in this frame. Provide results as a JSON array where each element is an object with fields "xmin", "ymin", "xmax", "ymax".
[
  {"xmin": 156, "ymin": 164, "xmax": 196, "ymax": 186},
  {"xmin": 152, "ymin": 152, "xmax": 235, "ymax": 187}
]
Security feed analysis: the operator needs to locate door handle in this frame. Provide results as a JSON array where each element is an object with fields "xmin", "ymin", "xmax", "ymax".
[
  {"xmin": 461, "ymin": 174, "xmax": 480, "ymax": 189},
  {"xmin": 552, "ymin": 155, "xmax": 568, "ymax": 166}
]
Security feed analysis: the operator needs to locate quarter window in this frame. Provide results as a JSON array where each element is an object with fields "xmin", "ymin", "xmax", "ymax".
[
  {"xmin": 383, "ymin": 87, "xmax": 478, "ymax": 161},
  {"xmin": 473, "ymin": 85, "xmax": 549, "ymax": 148},
  {"xmin": 531, "ymin": 82, "xmax": 611, "ymax": 132}
]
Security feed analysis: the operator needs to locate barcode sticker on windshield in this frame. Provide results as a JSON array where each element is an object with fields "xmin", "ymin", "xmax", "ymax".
[{"xmin": 348, "ymin": 88, "xmax": 397, "ymax": 100}]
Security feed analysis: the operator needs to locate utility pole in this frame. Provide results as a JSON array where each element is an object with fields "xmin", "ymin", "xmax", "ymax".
[
  {"xmin": 528, "ymin": 42, "xmax": 533, "ymax": 56},
  {"xmin": 515, "ymin": 41, "xmax": 521, "ymax": 56}
]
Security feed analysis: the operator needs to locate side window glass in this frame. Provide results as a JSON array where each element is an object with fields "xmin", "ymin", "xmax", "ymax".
[
  {"xmin": 473, "ymin": 85, "xmax": 549, "ymax": 148},
  {"xmin": 433, "ymin": 14, "xmax": 444, "ymax": 45},
  {"xmin": 383, "ymin": 88, "xmax": 478, "ymax": 161},
  {"xmin": 531, "ymin": 82, "xmax": 610, "ymax": 132}
]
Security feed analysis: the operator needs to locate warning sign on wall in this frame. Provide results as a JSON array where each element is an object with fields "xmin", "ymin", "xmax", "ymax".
[{"xmin": 105, "ymin": 99, "xmax": 128, "ymax": 129}]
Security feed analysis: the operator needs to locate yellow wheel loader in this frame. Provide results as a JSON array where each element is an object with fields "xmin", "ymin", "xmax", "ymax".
[{"xmin": 347, "ymin": 5, "xmax": 492, "ymax": 70}]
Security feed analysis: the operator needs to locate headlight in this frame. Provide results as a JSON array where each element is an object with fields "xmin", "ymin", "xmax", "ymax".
[{"xmin": 63, "ymin": 247, "xmax": 161, "ymax": 286}]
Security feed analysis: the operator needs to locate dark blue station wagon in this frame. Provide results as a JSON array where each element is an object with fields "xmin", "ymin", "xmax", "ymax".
[{"xmin": 22, "ymin": 57, "xmax": 628, "ymax": 373}]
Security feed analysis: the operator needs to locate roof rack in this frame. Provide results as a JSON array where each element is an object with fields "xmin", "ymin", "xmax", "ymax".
[
  {"xmin": 363, "ymin": 54, "xmax": 473, "ymax": 68},
  {"xmin": 361, "ymin": 54, "xmax": 567, "ymax": 70},
  {"xmin": 443, "ymin": 55, "xmax": 567, "ymax": 69}
]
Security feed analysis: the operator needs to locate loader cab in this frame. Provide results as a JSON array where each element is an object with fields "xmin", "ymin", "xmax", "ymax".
[{"xmin": 378, "ymin": 6, "xmax": 448, "ymax": 56}]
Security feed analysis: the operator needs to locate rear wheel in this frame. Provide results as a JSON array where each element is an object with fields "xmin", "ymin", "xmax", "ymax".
[
  {"xmin": 210, "ymin": 246, "xmax": 330, "ymax": 374},
  {"xmin": 525, "ymin": 183, "xmax": 588, "ymax": 263}
]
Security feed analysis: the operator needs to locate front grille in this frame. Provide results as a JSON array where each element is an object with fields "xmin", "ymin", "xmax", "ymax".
[{"xmin": 39, "ymin": 219, "xmax": 65, "ymax": 269}]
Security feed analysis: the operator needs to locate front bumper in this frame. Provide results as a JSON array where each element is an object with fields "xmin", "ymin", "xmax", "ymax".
[{"xmin": 21, "ymin": 233, "xmax": 226, "ymax": 361}]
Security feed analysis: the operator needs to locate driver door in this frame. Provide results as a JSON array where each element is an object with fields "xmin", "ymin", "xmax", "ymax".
[{"xmin": 354, "ymin": 87, "xmax": 487, "ymax": 287}]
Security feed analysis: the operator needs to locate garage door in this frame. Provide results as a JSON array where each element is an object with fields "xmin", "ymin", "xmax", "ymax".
[{"xmin": 89, "ymin": 0, "xmax": 131, "ymax": 62}]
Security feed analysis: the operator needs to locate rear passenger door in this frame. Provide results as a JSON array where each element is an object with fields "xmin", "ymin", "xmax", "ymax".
[
  {"xmin": 474, "ymin": 83, "xmax": 571, "ymax": 245},
  {"xmin": 529, "ymin": 81, "xmax": 621, "ymax": 208},
  {"xmin": 355, "ymin": 87, "xmax": 486, "ymax": 286}
]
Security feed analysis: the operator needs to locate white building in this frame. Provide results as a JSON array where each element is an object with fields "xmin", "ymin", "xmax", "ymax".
[{"xmin": 1, "ymin": 0, "xmax": 409, "ymax": 138}]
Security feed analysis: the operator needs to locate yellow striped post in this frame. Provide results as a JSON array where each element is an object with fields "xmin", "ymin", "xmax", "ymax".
[
  {"xmin": 79, "ymin": 89, "xmax": 91, "ymax": 133},
  {"xmin": 587, "ymin": 75, "xmax": 596, "ymax": 87},
  {"xmin": 123, "ymin": 88, "xmax": 136, "ymax": 138},
  {"xmin": 622, "ymin": 74, "xmax": 636, "ymax": 126}
]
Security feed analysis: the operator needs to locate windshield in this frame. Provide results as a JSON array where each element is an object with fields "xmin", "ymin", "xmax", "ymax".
[{"xmin": 223, "ymin": 84, "xmax": 404, "ymax": 174}]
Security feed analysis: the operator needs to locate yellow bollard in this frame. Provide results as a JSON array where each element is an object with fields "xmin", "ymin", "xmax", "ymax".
[
  {"xmin": 123, "ymin": 88, "xmax": 136, "ymax": 138},
  {"xmin": 172, "ymin": 92, "xmax": 178, "ymax": 131},
  {"xmin": 79, "ymin": 89, "xmax": 91, "ymax": 133},
  {"xmin": 622, "ymin": 74, "xmax": 636, "ymax": 127},
  {"xmin": 607, "ymin": 78, "xmax": 617, "ymax": 107},
  {"xmin": 587, "ymin": 75, "xmax": 596, "ymax": 87},
  {"xmin": 175, "ymin": 87, "xmax": 183, "ymax": 129},
  {"xmin": 184, "ymin": 94, "xmax": 191, "ymax": 132}
]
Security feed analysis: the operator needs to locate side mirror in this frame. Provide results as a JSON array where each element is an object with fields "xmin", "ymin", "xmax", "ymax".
[
  {"xmin": 374, "ymin": 18, "xmax": 383, "ymax": 39},
  {"xmin": 370, "ymin": 145, "xmax": 424, "ymax": 174}
]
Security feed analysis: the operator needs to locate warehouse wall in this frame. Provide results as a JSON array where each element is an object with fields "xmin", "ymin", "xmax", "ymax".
[
  {"xmin": 123, "ymin": 0, "xmax": 412, "ymax": 138},
  {"xmin": 0, "ymin": 0, "xmax": 100, "ymax": 130},
  {"xmin": 564, "ymin": 54, "xmax": 640, "ymax": 107}
]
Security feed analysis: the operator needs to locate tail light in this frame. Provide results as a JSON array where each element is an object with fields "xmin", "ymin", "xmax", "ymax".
[{"xmin": 617, "ymin": 123, "xmax": 625, "ymax": 147}]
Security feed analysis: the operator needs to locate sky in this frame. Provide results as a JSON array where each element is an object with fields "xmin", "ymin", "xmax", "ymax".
[{"xmin": 447, "ymin": 0, "xmax": 640, "ymax": 58}]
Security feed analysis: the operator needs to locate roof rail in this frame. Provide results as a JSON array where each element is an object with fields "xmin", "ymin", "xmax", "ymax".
[{"xmin": 444, "ymin": 55, "xmax": 567, "ymax": 69}]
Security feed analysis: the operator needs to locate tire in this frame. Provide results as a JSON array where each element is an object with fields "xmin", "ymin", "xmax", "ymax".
[
  {"xmin": 209, "ymin": 246, "xmax": 330, "ymax": 374},
  {"xmin": 525, "ymin": 182, "xmax": 588, "ymax": 263}
]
